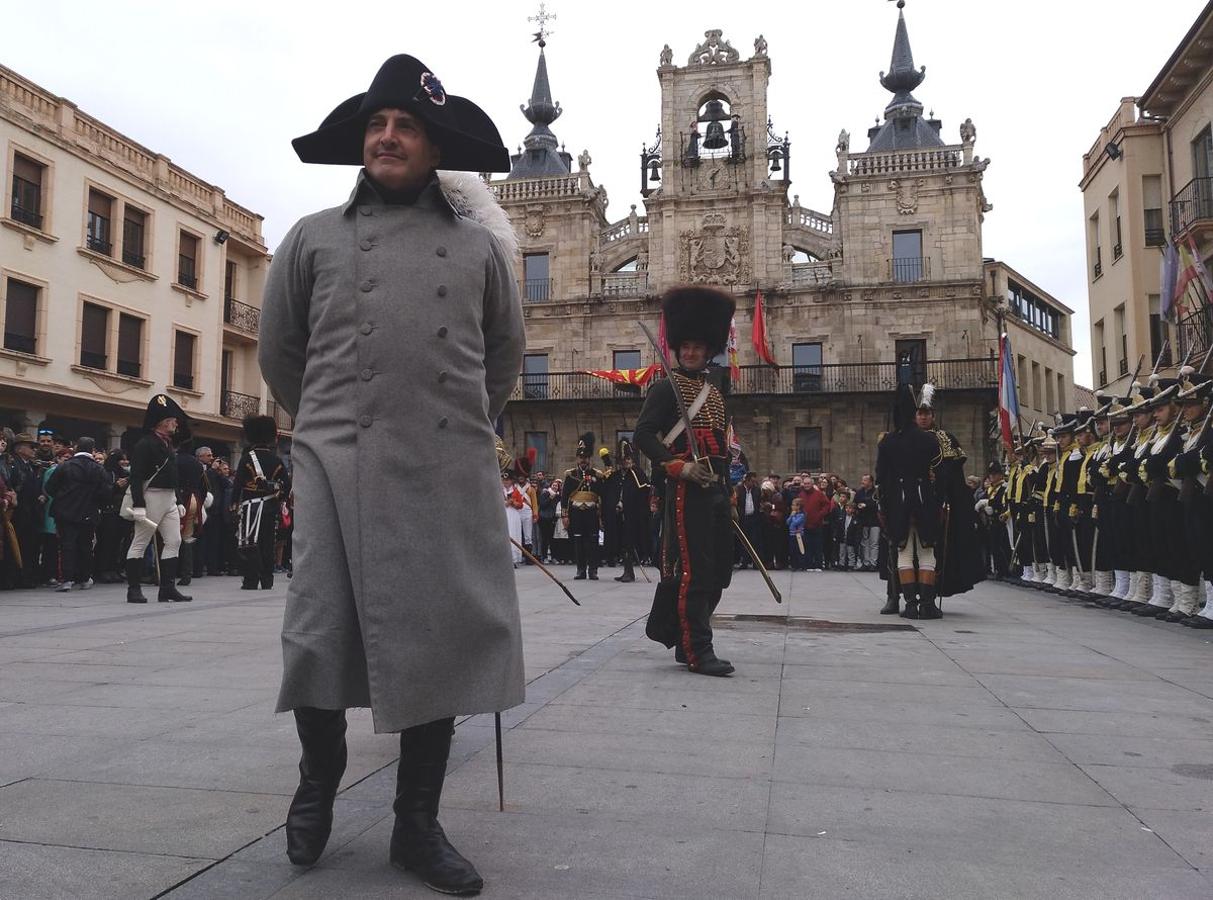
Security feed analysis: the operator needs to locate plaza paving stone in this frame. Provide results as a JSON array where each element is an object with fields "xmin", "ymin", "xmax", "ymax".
[{"xmin": 1, "ymin": 566, "xmax": 1212, "ymax": 898}]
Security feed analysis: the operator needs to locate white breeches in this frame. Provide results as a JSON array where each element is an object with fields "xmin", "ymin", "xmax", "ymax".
[
  {"xmin": 897, "ymin": 526, "xmax": 935, "ymax": 572},
  {"xmin": 507, "ymin": 507, "xmax": 523, "ymax": 563},
  {"xmin": 126, "ymin": 488, "xmax": 182, "ymax": 560}
]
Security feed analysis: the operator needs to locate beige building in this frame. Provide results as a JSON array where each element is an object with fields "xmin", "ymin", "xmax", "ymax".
[
  {"xmin": 0, "ymin": 63, "xmax": 274, "ymax": 456},
  {"xmin": 1082, "ymin": 2, "xmax": 1213, "ymax": 391},
  {"xmin": 496, "ymin": 8, "xmax": 1074, "ymax": 477}
]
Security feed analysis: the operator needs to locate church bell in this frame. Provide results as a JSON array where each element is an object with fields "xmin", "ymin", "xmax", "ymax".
[{"xmin": 700, "ymin": 99, "xmax": 728, "ymax": 150}]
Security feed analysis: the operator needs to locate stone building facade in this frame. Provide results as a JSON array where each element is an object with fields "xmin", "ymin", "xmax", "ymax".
[
  {"xmin": 496, "ymin": 7, "xmax": 1074, "ymax": 478},
  {"xmin": 0, "ymin": 63, "xmax": 275, "ymax": 456}
]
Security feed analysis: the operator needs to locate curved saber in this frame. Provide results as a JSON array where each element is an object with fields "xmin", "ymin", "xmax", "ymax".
[
  {"xmin": 511, "ymin": 538, "xmax": 580, "ymax": 606},
  {"xmin": 732, "ymin": 520, "xmax": 783, "ymax": 604}
]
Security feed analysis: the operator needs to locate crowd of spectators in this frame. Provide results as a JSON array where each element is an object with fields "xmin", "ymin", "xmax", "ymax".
[{"xmin": 0, "ymin": 426, "xmax": 292, "ymax": 592}]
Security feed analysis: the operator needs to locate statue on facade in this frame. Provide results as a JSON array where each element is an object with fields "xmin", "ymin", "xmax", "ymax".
[
  {"xmin": 589, "ymin": 246, "xmax": 601, "ymax": 274},
  {"xmin": 782, "ymin": 243, "xmax": 796, "ymax": 264},
  {"xmin": 627, "ymin": 204, "xmax": 639, "ymax": 233},
  {"xmin": 835, "ymin": 128, "xmax": 850, "ymax": 174},
  {"xmin": 960, "ymin": 118, "xmax": 977, "ymax": 164},
  {"xmin": 577, "ymin": 149, "xmax": 592, "ymax": 172},
  {"xmin": 754, "ymin": 35, "xmax": 768, "ymax": 58},
  {"xmin": 686, "ymin": 117, "xmax": 700, "ymax": 161},
  {"xmin": 636, "ymin": 248, "xmax": 649, "ymax": 271},
  {"xmin": 659, "ymin": 44, "xmax": 673, "ymax": 66}
]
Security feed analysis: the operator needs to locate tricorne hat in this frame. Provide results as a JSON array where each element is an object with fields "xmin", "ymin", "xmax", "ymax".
[
  {"xmin": 143, "ymin": 393, "xmax": 189, "ymax": 432},
  {"xmin": 661, "ymin": 286, "xmax": 735, "ymax": 360},
  {"xmin": 292, "ymin": 54, "xmax": 510, "ymax": 172}
]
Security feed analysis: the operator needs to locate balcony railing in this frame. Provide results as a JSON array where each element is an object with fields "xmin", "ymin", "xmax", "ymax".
[
  {"xmin": 4, "ymin": 332, "xmax": 35, "ymax": 354},
  {"xmin": 221, "ymin": 390, "xmax": 261, "ymax": 420},
  {"xmin": 267, "ymin": 399, "xmax": 294, "ymax": 433},
  {"xmin": 117, "ymin": 358, "xmax": 141, "ymax": 378},
  {"xmin": 522, "ymin": 277, "xmax": 552, "ymax": 302},
  {"xmin": 599, "ymin": 272, "xmax": 648, "ymax": 297},
  {"xmin": 224, "ymin": 297, "xmax": 260, "ymax": 333},
  {"xmin": 788, "ymin": 261, "xmax": 834, "ymax": 286},
  {"xmin": 1177, "ymin": 304, "xmax": 1213, "ymax": 360},
  {"xmin": 10, "ymin": 203, "xmax": 41, "ymax": 228},
  {"xmin": 1171, "ymin": 176, "xmax": 1213, "ymax": 236},
  {"xmin": 1118, "ymin": 357, "xmax": 1129, "ymax": 376},
  {"xmin": 122, "ymin": 250, "xmax": 145, "ymax": 269},
  {"xmin": 178, "ymin": 256, "xmax": 197, "ymax": 289},
  {"xmin": 890, "ymin": 256, "xmax": 929, "ymax": 283},
  {"xmin": 79, "ymin": 351, "xmax": 107, "ymax": 370},
  {"xmin": 86, "ymin": 235, "xmax": 112, "ymax": 255},
  {"xmin": 1145, "ymin": 227, "xmax": 1166, "ymax": 247},
  {"xmin": 509, "ymin": 358, "xmax": 996, "ymax": 402},
  {"xmin": 1093, "ymin": 260, "xmax": 1102, "ymax": 279}
]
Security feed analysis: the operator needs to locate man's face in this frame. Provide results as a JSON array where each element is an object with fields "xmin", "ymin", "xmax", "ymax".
[
  {"xmin": 861, "ymin": 474, "xmax": 873, "ymax": 489},
  {"xmin": 37, "ymin": 434, "xmax": 52, "ymax": 450},
  {"xmin": 1077, "ymin": 430, "xmax": 1094, "ymax": 447},
  {"xmin": 363, "ymin": 108, "xmax": 442, "ymax": 193},
  {"xmin": 93, "ymin": 450, "xmax": 106, "ymax": 463},
  {"xmin": 1154, "ymin": 402, "xmax": 1178, "ymax": 426},
  {"xmin": 1133, "ymin": 411, "xmax": 1152, "ymax": 429},
  {"xmin": 915, "ymin": 409, "xmax": 935, "ymax": 430},
  {"xmin": 1096, "ymin": 418, "xmax": 1110, "ymax": 437},
  {"xmin": 1057, "ymin": 433, "xmax": 1073, "ymax": 450},
  {"xmin": 791, "ymin": 477, "xmax": 802, "ymax": 489},
  {"xmin": 220, "ymin": 461, "xmax": 231, "ymax": 476},
  {"xmin": 1112, "ymin": 420, "xmax": 1132, "ymax": 437},
  {"xmin": 198, "ymin": 450, "xmax": 214, "ymax": 467},
  {"xmin": 676, "ymin": 340, "xmax": 709, "ymax": 372},
  {"xmin": 16, "ymin": 442, "xmax": 35, "ymax": 460},
  {"xmin": 1181, "ymin": 400, "xmax": 1207, "ymax": 423}
]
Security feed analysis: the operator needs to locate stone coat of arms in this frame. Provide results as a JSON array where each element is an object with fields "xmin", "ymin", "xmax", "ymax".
[{"xmin": 679, "ymin": 213, "xmax": 750, "ymax": 285}]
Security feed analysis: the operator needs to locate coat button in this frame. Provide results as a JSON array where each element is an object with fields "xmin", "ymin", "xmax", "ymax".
[
  {"xmin": 360, "ymin": 207, "xmax": 372, "ymax": 217},
  {"xmin": 438, "ymin": 417, "xmax": 449, "ymax": 428},
  {"xmin": 360, "ymin": 368, "xmax": 374, "ymax": 381},
  {"xmin": 359, "ymin": 414, "xmax": 373, "ymax": 428},
  {"xmin": 360, "ymin": 323, "xmax": 374, "ymax": 335},
  {"xmin": 360, "ymin": 280, "xmax": 374, "ymax": 292},
  {"xmin": 360, "ymin": 239, "xmax": 373, "ymax": 251},
  {"xmin": 436, "ymin": 246, "xmax": 447, "ymax": 257},
  {"xmin": 437, "ymin": 371, "xmax": 449, "ymax": 383},
  {"xmin": 437, "ymin": 285, "xmax": 448, "ymax": 297},
  {"xmin": 437, "ymin": 326, "xmax": 448, "ymax": 338}
]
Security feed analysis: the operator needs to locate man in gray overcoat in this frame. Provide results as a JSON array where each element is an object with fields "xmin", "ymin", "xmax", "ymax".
[{"xmin": 259, "ymin": 54, "xmax": 524, "ymax": 896}]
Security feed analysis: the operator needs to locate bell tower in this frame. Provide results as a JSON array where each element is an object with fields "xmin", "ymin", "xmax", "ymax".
[{"xmin": 642, "ymin": 30, "xmax": 790, "ymax": 293}]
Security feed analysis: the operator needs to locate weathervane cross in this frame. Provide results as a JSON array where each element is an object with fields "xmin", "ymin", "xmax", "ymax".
[{"xmin": 528, "ymin": 2, "xmax": 556, "ymax": 47}]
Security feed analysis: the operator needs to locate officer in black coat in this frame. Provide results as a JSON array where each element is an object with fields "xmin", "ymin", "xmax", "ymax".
[
  {"xmin": 236, "ymin": 415, "xmax": 290, "ymax": 590},
  {"xmin": 615, "ymin": 439, "xmax": 651, "ymax": 583},
  {"xmin": 560, "ymin": 434, "xmax": 604, "ymax": 580},
  {"xmin": 876, "ymin": 384, "xmax": 944, "ymax": 619},
  {"xmin": 45, "ymin": 436, "xmax": 113, "ymax": 589}
]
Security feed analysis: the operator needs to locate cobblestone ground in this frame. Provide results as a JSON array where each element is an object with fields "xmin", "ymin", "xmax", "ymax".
[{"xmin": 2, "ymin": 565, "xmax": 1212, "ymax": 899}]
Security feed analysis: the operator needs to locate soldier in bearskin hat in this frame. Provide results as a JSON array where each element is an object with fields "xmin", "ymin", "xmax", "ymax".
[
  {"xmin": 259, "ymin": 52, "xmax": 523, "ymax": 893},
  {"xmin": 236, "ymin": 415, "xmax": 289, "ymax": 591},
  {"xmin": 124, "ymin": 393, "xmax": 193, "ymax": 604},
  {"xmin": 560, "ymin": 433, "xmax": 605, "ymax": 580},
  {"xmin": 635, "ymin": 286, "xmax": 736, "ymax": 676}
]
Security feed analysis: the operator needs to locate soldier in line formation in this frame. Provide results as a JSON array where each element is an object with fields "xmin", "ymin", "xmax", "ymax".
[{"xmin": 996, "ymin": 366, "xmax": 1213, "ymax": 629}]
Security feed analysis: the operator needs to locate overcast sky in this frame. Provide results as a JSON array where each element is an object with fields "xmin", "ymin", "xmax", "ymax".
[{"xmin": 12, "ymin": 0, "xmax": 1209, "ymax": 383}]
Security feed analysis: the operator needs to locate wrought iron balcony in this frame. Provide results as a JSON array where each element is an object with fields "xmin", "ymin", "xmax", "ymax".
[
  {"xmin": 1171, "ymin": 176, "xmax": 1213, "ymax": 236},
  {"xmin": 1177, "ymin": 304, "xmax": 1213, "ymax": 360},
  {"xmin": 221, "ymin": 390, "xmax": 261, "ymax": 420},
  {"xmin": 10, "ymin": 203, "xmax": 41, "ymax": 229},
  {"xmin": 889, "ymin": 256, "xmax": 929, "ymax": 283},
  {"xmin": 86, "ymin": 235, "xmax": 112, "ymax": 255},
  {"xmin": 509, "ymin": 358, "xmax": 996, "ymax": 402},
  {"xmin": 268, "ymin": 399, "xmax": 294, "ymax": 433},
  {"xmin": 1093, "ymin": 260, "xmax": 1102, "ymax": 279},
  {"xmin": 122, "ymin": 250, "xmax": 146, "ymax": 269},
  {"xmin": 224, "ymin": 297, "xmax": 260, "ymax": 334},
  {"xmin": 178, "ymin": 256, "xmax": 197, "ymax": 290}
]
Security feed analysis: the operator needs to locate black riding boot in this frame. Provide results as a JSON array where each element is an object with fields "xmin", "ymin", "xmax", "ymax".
[
  {"xmin": 879, "ymin": 575, "xmax": 900, "ymax": 615},
  {"xmin": 125, "ymin": 557, "xmax": 147, "ymax": 603},
  {"xmin": 918, "ymin": 582, "xmax": 943, "ymax": 619},
  {"xmin": 390, "ymin": 717, "xmax": 483, "ymax": 896},
  {"xmin": 285, "ymin": 707, "xmax": 348, "ymax": 866},
  {"xmin": 157, "ymin": 557, "xmax": 192, "ymax": 602},
  {"xmin": 898, "ymin": 584, "xmax": 920, "ymax": 619},
  {"xmin": 177, "ymin": 542, "xmax": 193, "ymax": 586},
  {"xmin": 615, "ymin": 555, "xmax": 635, "ymax": 583}
]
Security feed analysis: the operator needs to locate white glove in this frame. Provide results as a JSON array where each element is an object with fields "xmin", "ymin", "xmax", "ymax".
[
  {"xmin": 974, "ymin": 499, "xmax": 990, "ymax": 513},
  {"xmin": 203, "ymin": 492, "xmax": 214, "ymax": 510},
  {"xmin": 131, "ymin": 507, "xmax": 148, "ymax": 523},
  {"xmin": 200, "ymin": 506, "xmax": 207, "ymax": 526},
  {"xmin": 176, "ymin": 504, "xmax": 187, "ymax": 519}
]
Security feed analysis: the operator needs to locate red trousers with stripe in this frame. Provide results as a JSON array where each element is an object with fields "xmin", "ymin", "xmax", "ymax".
[{"xmin": 645, "ymin": 481, "xmax": 733, "ymax": 666}]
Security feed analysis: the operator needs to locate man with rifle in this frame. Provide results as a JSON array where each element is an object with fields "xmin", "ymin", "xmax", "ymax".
[
  {"xmin": 1091, "ymin": 392, "xmax": 1138, "ymax": 607},
  {"xmin": 1111, "ymin": 382, "xmax": 1161, "ymax": 611},
  {"xmin": 1174, "ymin": 367, "xmax": 1213, "ymax": 628}
]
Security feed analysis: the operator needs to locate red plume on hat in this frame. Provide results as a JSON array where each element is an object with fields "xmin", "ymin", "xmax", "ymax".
[{"xmin": 512, "ymin": 446, "xmax": 537, "ymax": 480}]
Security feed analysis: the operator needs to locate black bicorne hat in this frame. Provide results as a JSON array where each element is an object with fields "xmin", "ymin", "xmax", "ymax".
[
  {"xmin": 243, "ymin": 414, "xmax": 278, "ymax": 446},
  {"xmin": 619, "ymin": 438, "xmax": 635, "ymax": 462},
  {"xmin": 143, "ymin": 393, "xmax": 189, "ymax": 432},
  {"xmin": 576, "ymin": 432, "xmax": 595, "ymax": 458},
  {"xmin": 292, "ymin": 54, "xmax": 510, "ymax": 172},
  {"xmin": 662, "ymin": 286, "xmax": 735, "ymax": 360},
  {"xmin": 988, "ymin": 460, "xmax": 1004, "ymax": 475}
]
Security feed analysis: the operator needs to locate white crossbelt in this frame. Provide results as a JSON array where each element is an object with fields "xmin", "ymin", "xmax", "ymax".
[{"xmin": 661, "ymin": 383, "xmax": 713, "ymax": 448}]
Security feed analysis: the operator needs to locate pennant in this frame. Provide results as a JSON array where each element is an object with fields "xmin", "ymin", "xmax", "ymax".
[
  {"xmin": 726, "ymin": 418, "xmax": 743, "ymax": 461},
  {"xmin": 727, "ymin": 317, "xmax": 740, "ymax": 381},
  {"xmin": 1161, "ymin": 239, "xmax": 1180, "ymax": 323},
  {"xmin": 751, "ymin": 290, "xmax": 778, "ymax": 366}
]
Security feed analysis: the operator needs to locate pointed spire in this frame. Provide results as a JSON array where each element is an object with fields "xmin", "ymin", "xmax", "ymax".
[
  {"xmin": 521, "ymin": 45, "xmax": 561, "ymax": 139},
  {"xmin": 865, "ymin": 0, "xmax": 944, "ymax": 152},
  {"xmin": 879, "ymin": 0, "xmax": 926, "ymax": 96},
  {"xmin": 507, "ymin": 26, "xmax": 572, "ymax": 179}
]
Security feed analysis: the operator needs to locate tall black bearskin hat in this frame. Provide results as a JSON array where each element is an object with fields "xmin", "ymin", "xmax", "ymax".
[
  {"xmin": 243, "ymin": 414, "xmax": 278, "ymax": 446},
  {"xmin": 576, "ymin": 432, "xmax": 595, "ymax": 458},
  {"xmin": 892, "ymin": 382, "xmax": 919, "ymax": 432},
  {"xmin": 142, "ymin": 393, "xmax": 189, "ymax": 433},
  {"xmin": 661, "ymin": 286, "xmax": 735, "ymax": 360}
]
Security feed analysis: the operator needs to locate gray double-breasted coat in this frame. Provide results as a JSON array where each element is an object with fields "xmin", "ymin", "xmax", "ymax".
[{"xmin": 259, "ymin": 172, "xmax": 526, "ymax": 733}]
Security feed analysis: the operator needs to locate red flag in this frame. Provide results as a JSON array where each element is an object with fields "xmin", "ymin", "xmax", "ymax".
[
  {"xmin": 751, "ymin": 290, "xmax": 778, "ymax": 366},
  {"xmin": 655, "ymin": 313, "xmax": 671, "ymax": 365},
  {"xmin": 583, "ymin": 365, "xmax": 660, "ymax": 386}
]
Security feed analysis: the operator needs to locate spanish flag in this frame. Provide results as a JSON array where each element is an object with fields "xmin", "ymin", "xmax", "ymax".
[{"xmin": 583, "ymin": 364, "xmax": 660, "ymax": 387}]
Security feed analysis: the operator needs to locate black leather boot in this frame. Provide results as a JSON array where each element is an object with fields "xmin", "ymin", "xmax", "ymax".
[
  {"xmin": 918, "ymin": 583, "xmax": 943, "ymax": 619},
  {"xmin": 285, "ymin": 707, "xmax": 348, "ymax": 866},
  {"xmin": 688, "ymin": 650, "xmax": 734, "ymax": 677},
  {"xmin": 176, "ymin": 542, "xmax": 193, "ymax": 586},
  {"xmin": 157, "ymin": 557, "xmax": 192, "ymax": 602},
  {"xmin": 615, "ymin": 556, "xmax": 635, "ymax": 583},
  {"xmin": 879, "ymin": 592, "xmax": 900, "ymax": 615},
  {"xmin": 390, "ymin": 717, "xmax": 483, "ymax": 896},
  {"xmin": 125, "ymin": 557, "xmax": 147, "ymax": 604},
  {"xmin": 898, "ymin": 585, "xmax": 920, "ymax": 620}
]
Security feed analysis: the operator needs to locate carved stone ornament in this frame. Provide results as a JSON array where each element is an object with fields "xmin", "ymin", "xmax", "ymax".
[
  {"xmin": 889, "ymin": 178, "xmax": 923, "ymax": 216},
  {"xmin": 577, "ymin": 149, "xmax": 591, "ymax": 172},
  {"xmin": 679, "ymin": 214, "xmax": 750, "ymax": 285},
  {"xmin": 659, "ymin": 44, "xmax": 673, "ymax": 66},
  {"xmin": 88, "ymin": 255, "xmax": 143, "ymax": 285},
  {"xmin": 753, "ymin": 35, "xmax": 768, "ymax": 58},
  {"xmin": 688, "ymin": 30, "xmax": 739, "ymax": 66},
  {"xmin": 81, "ymin": 370, "xmax": 143, "ymax": 395},
  {"xmin": 524, "ymin": 204, "xmax": 545, "ymax": 238}
]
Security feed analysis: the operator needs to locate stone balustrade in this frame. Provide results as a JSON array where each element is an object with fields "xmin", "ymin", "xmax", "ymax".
[
  {"xmin": 490, "ymin": 175, "xmax": 583, "ymax": 203},
  {"xmin": 848, "ymin": 146, "xmax": 963, "ymax": 175},
  {"xmin": 786, "ymin": 261, "xmax": 834, "ymax": 286},
  {"xmin": 601, "ymin": 216, "xmax": 649, "ymax": 244},
  {"xmin": 785, "ymin": 208, "xmax": 833, "ymax": 235}
]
